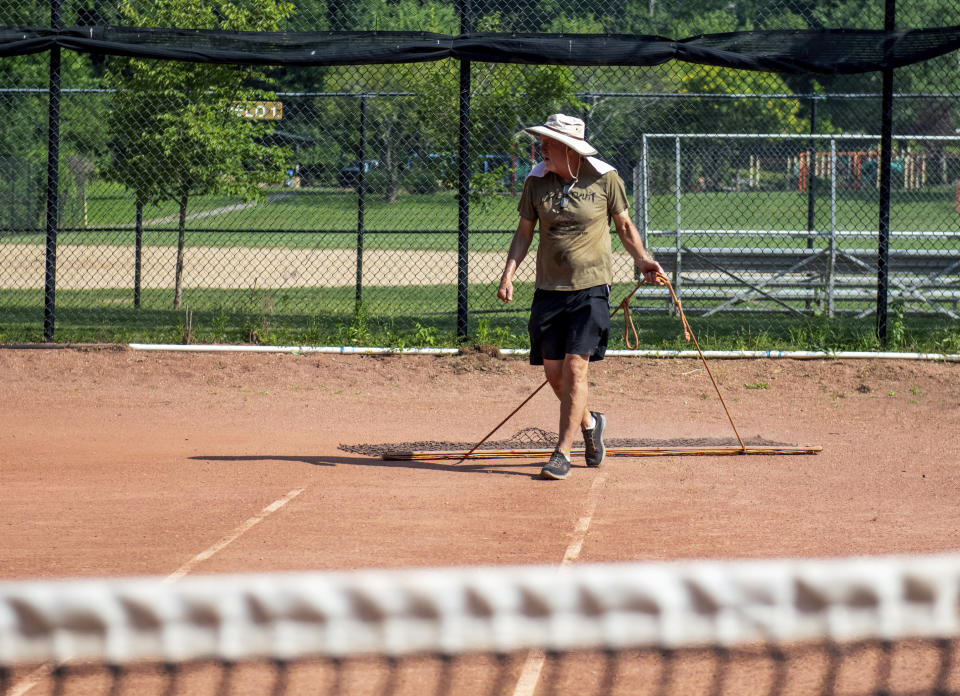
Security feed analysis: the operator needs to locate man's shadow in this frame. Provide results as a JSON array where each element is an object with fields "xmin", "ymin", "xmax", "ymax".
[{"xmin": 190, "ymin": 454, "xmax": 545, "ymax": 478}]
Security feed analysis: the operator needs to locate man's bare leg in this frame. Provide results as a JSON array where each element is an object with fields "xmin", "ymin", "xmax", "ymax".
[{"xmin": 543, "ymin": 354, "xmax": 594, "ymax": 460}]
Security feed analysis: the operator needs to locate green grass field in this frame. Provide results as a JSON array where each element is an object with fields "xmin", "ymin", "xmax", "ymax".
[
  {"xmin": 3, "ymin": 179, "xmax": 958, "ymax": 350},
  {"xmin": 6, "ymin": 180, "xmax": 958, "ymax": 253},
  {"xmin": 3, "ymin": 280, "xmax": 960, "ymax": 354}
]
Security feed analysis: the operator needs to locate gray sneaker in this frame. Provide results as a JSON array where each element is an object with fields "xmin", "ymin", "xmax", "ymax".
[
  {"xmin": 539, "ymin": 449, "xmax": 571, "ymax": 480},
  {"xmin": 582, "ymin": 412, "xmax": 606, "ymax": 467}
]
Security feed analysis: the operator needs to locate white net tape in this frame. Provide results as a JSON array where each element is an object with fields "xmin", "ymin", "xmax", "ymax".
[{"xmin": 2, "ymin": 553, "xmax": 960, "ymax": 667}]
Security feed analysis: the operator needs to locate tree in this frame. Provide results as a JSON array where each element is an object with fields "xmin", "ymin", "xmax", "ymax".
[
  {"xmin": 318, "ymin": 0, "xmax": 457, "ymax": 202},
  {"xmin": 104, "ymin": 0, "xmax": 294, "ymax": 309},
  {"xmin": 0, "ymin": 51, "xmax": 51, "ymax": 229},
  {"xmin": 0, "ymin": 0, "xmax": 110, "ymax": 230}
]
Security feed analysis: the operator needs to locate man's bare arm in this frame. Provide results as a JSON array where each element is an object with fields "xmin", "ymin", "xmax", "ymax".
[
  {"xmin": 498, "ymin": 217, "xmax": 536, "ymax": 303},
  {"xmin": 612, "ymin": 210, "xmax": 664, "ymax": 283}
]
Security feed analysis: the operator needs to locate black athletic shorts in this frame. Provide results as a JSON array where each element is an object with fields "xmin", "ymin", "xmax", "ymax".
[{"xmin": 528, "ymin": 284, "xmax": 610, "ymax": 366}]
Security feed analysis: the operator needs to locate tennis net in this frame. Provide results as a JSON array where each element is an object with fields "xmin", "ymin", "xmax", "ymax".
[{"xmin": 3, "ymin": 552, "xmax": 960, "ymax": 695}]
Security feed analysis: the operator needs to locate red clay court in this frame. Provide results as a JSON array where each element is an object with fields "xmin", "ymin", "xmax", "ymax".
[
  {"xmin": 3, "ymin": 347, "xmax": 959, "ymax": 579},
  {"xmin": 2, "ymin": 347, "xmax": 960, "ymax": 695}
]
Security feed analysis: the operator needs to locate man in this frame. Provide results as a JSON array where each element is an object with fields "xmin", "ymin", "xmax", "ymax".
[{"xmin": 497, "ymin": 114, "xmax": 664, "ymax": 480}]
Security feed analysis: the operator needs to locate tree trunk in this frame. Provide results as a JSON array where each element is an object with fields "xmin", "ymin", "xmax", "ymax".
[
  {"xmin": 384, "ymin": 145, "xmax": 398, "ymax": 203},
  {"xmin": 173, "ymin": 189, "xmax": 188, "ymax": 309},
  {"xmin": 380, "ymin": 117, "xmax": 399, "ymax": 203}
]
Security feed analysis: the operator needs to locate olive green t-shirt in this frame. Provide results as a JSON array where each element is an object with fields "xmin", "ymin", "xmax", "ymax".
[{"xmin": 517, "ymin": 162, "xmax": 628, "ymax": 291}]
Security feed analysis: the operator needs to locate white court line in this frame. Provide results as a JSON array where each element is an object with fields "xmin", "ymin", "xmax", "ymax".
[
  {"xmin": 8, "ymin": 488, "xmax": 305, "ymax": 695},
  {"xmin": 512, "ymin": 471, "xmax": 609, "ymax": 696},
  {"xmin": 164, "ymin": 488, "xmax": 305, "ymax": 583}
]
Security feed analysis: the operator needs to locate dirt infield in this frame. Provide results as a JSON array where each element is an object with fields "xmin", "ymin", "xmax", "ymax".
[
  {"xmin": 0, "ymin": 243, "xmax": 489, "ymax": 289},
  {"xmin": 1, "ymin": 346, "xmax": 959, "ymax": 582},
  {"xmin": 0, "ymin": 243, "xmax": 652, "ymax": 289}
]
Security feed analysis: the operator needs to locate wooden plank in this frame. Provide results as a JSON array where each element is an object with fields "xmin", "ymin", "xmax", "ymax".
[{"xmin": 382, "ymin": 445, "xmax": 821, "ymax": 461}]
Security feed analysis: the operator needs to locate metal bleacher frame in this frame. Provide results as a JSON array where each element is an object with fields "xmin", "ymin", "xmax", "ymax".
[{"xmin": 630, "ymin": 133, "xmax": 960, "ymax": 319}]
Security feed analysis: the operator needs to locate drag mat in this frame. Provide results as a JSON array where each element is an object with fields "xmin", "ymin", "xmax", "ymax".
[{"xmin": 339, "ymin": 427, "xmax": 793, "ymax": 459}]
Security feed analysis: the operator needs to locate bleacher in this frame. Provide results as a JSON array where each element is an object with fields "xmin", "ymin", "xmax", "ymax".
[{"xmin": 629, "ymin": 229, "xmax": 960, "ymax": 317}]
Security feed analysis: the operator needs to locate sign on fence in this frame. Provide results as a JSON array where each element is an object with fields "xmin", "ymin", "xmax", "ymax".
[{"xmin": 232, "ymin": 101, "xmax": 283, "ymax": 120}]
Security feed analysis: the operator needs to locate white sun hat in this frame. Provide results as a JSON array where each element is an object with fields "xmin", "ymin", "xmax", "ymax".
[{"xmin": 523, "ymin": 113, "xmax": 598, "ymax": 157}]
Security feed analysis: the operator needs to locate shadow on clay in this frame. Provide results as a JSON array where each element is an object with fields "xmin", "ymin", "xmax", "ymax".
[{"xmin": 189, "ymin": 454, "xmax": 553, "ymax": 479}]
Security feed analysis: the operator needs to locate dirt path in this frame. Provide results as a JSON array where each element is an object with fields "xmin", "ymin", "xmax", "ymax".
[
  {"xmin": 0, "ymin": 244, "xmax": 644, "ymax": 289},
  {"xmin": 140, "ymin": 192, "xmax": 292, "ymax": 226}
]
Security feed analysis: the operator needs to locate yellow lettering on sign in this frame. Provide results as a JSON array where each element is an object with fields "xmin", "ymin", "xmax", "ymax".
[{"xmin": 232, "ymin": 101, "xmax": 282, "ymax": 120}]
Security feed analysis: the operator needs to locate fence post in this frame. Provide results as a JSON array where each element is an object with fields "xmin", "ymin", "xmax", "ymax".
[
  {"xmin": 876, "ymin": 0, "xmax": 895, "ymax": 344},
  {"xmin": 827, "ymin": 138, "xmax": 837, "ymax": 317},
  {"xmin": 805, "ymin": 97, "xmax": 819, "ymax": 311},
  {"xmin": 638, "ymin": 135, "xmax": 649, "ymax": 248},
  {"xmin": 355, "ymin": 94, "xmax": 367, "ymax": 315},
  {"xmin": 456, "ymin": 0, "xmax": 472, "ymax": 341},
  {"xmin": 672, "ymin": 135, "xmax": 681, "ymax": 312},
  {"xmin": 806, "ymin": 97, "xmax": 818, "ymax": 246},
  {"xmin": 43, "ymin": 0, "xmax": 63, "ymax": 341},
  {"xmin": 134, "ymin": 201, "xmax": 142, "ymax": 309},
  {"xmin": 633, "ymin": 135, "xmax": 648, "ymax": 286}
]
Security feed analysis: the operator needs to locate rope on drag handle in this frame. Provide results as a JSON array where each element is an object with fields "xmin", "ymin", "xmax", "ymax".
[{"xmin": 611, "ymin": 273, "xmax": 745, "ymax": 451}]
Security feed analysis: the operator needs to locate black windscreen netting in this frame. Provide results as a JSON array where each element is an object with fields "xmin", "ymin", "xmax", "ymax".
[{"xmin": 1, "ymin": 27, "xmax": 960, "ymax": 72}]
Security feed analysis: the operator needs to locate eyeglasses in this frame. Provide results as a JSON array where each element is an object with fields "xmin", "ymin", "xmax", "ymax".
[{"xmin": 559, "ymin": 182, "xmax": 573, "ymax": 209}]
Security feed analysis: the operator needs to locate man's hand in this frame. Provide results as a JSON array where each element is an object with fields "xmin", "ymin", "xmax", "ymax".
[
  {"xmin": 497, "ymin": 276, "xmax": 514, "ymax": 303},
  {"xmin": 637, "ymin": 258, "xmax": 665, "ymax": 285}
]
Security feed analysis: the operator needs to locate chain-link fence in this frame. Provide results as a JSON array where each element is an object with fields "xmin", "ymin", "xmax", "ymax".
[{"xmin": 1, "ymin": 0, "xmax": 959, "ymax": 350}]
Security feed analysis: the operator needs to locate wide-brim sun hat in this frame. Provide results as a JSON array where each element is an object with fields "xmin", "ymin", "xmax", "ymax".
[{"xmin": 523, "ymin": 113, "xmax": 598, "ymax": 157}]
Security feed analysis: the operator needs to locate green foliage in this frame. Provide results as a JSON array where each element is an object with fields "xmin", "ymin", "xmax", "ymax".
[
  {"xmin": 103, "ymin": 0, "xmax": 295, "ymax": 307},
  {"xmin": 0, "ymin": 0, "xmax": 46, "ymax": 25},
  {"xmin": 469, "ymin": 164, "xmax": 512, "ymax": 215},
  {"xmin": 5, "ymin": 282, "xmax": 960, "ymax": 352},
  {"xmin": 542, "ymin": 12, "xmax": 606, "ymax": 34},
  {"xmin": 888, "ymin": 301, "xmax": 907, "ymax": 350},
  {"xmin": 104, "ymin": 65, "xmax": 290, "ymax": 208},
  {"xmin": 473, "ymin": 317, "xmax": 522, "ymax": 347},
  {"xmin": 402, "ymin": 165, "xmax": 443, "ymax": 195},
  {"xmin": 239, "ymin": 288, "xmax": 280, "ymax": 343},
  {"xmin": 413, "ymin": 322, "xmax": 439, "ymax": 346},
  {"xmin": 676, "ymin": 66, "xmax": 809, "ymax": 135},
  {"xmin": 318, "ymin": 2, "xmax": 584, "ymax": 203},
  {"xmin": 467, "ymin": 60, "xmax": 586, "ymax": 157},
  {"xmin": 317, "ymin": 0, "xmax": 460, "ymax": 202},
  {"xmin": 338, "ymin": 302, "xmax": 374, "ymax": 345},
  {"xmin": 367, "ymin": 0, "xmax": 456, "ymax": 32},
  {"xmin": 0, "ymin": 51, "xmax": 108, "ymax": 230},
  {"xmin": 210, "ymin": 308, "xmax": 230, "ymax": 343},
  {"xmin": 931, "ymin": 327, "xmax": 960, "ymax": 354}
]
